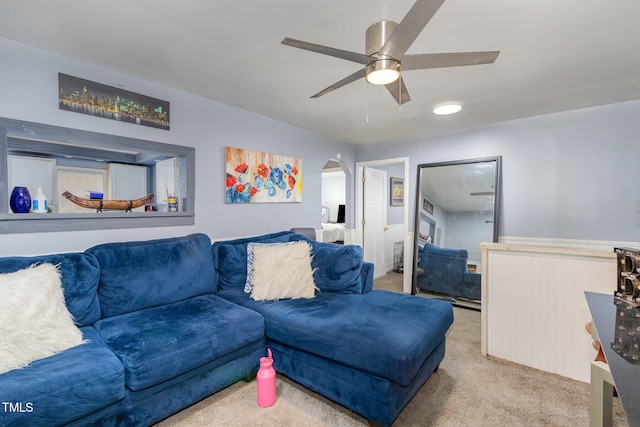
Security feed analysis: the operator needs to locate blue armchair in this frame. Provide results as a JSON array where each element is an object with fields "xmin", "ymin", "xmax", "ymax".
[{"xmin": 416, "ymin": 243, "xmax": 481, "ymax": 301}]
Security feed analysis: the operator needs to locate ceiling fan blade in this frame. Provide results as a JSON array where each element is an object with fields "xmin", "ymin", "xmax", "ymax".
[
  {"xmin": 385, "ymin": 77, "xmax": 411, "ymax": 105},
  {"xmin": 402, "ymin": 51, "xmax": 500, "ymax": 70},
  {"xmin": 310, "ymin": 69, "xmax": 367, "ymax": 98},
  {"xmin": 378, "ymin": 0, "xmax": 445, "ymax": 60},
  {"xmin": 282, "ymin": 37, "xmax": 371, "ymax": 64}
]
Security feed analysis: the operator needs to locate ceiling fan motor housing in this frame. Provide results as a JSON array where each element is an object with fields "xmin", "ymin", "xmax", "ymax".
[
  {"xmin": 366, "ymin": 20, "xmax": 398, "ymax": 58},
  {"xmin": 365, "ymin": 20, "xmax": 401, "ymax": 85}
]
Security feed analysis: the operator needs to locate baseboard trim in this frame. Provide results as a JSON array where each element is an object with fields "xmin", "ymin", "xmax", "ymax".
[{"xmin": 500, "ymin": 236, "xmax": 640, "ymax": 252}]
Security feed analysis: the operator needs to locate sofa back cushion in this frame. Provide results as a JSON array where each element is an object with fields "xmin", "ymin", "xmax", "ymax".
[
  {"xmin": 0, "ymin": 253, "xmax": 101, "ymax": 326},
  {"xmin": 418, "ymin": 243, "xmax": 469, "ymax": 296},
  {"xmin": 212, "ymin": 231, "xmax": 294, "ymax": 292},
  {"xmin": 87, "ymin": 233, "xmax": 215, "ymax": 318},
  {"xmin": 421, "ymin": 243, "xmax": 469, "ymax": 276},
  {"xmin": 423, "ymin": 242, "xmax": 469, "ymax": 259},
  {"xmin": 290, "ymin": 235, "xmax": 364, "ymax": 294}
]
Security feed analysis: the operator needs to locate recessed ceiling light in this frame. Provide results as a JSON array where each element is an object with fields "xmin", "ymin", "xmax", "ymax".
[{"xmin": 433, "ymin": 103, "xmax": 462, "ymax": 116}]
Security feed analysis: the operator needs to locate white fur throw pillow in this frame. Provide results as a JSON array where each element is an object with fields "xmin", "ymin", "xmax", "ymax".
[
  {"xmin": 250, "ymin": 241, "xmax": 317, "ymax": 301},
  {"xmin": 0, "ymin": 263, "xmax": 85, "ymax": 374},
  {"xmin": 245, "ymin": 241, "xmax": 297, "ymax": 294}
]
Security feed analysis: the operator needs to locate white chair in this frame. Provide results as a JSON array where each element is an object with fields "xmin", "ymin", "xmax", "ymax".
[{"xmin": 289, "ymin": 227, "xmax": 316, "ymax": 241}]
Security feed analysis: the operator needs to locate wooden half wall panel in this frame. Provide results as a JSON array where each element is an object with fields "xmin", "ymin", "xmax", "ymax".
[{"xmin": 481, "ymin": 243, "xmax": 617, "ymax": 382}]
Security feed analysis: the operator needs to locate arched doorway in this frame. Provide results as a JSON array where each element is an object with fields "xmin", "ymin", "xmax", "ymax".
[{"xmin": 321, "ymin": 159, "xmax": 347, "ymax": 244}]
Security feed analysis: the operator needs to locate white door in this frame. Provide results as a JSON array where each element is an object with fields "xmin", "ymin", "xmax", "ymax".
[
  {"xmin": 363, "ymin": 167, "xmax": 387, "ymax": 279},
  {"xmin": 107, "ymin": 163, "xmax": 148, "ymax": 212}
]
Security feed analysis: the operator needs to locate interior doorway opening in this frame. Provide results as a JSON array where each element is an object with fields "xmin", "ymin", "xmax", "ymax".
[{"xmin": 355, "ymin": 157, "xmax": 410, "ymax": 293}]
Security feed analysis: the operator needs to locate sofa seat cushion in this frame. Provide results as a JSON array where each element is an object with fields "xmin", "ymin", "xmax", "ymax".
[
  {"xmin": 94, "ymin": 294, "xmax": 265, "ymax": 391},
  {"xmin": 0, "ymin": 327, "xmax": 124, "ymax": 427},
  {"xmin": 218, "ymin": 289, "xmax": 453, "ymax": 386}
]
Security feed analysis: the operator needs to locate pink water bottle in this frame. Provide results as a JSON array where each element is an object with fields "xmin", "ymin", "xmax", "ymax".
[{"xmin": 257, "ymin": 348, "xmax": 276, "ymax": 407}]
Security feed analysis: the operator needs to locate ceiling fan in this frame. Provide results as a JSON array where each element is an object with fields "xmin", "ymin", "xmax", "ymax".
[{"xmin": 282, "ymin": 0, "xmax": 500, "ymax": 105}]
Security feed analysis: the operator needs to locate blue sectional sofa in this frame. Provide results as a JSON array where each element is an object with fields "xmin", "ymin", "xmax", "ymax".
[{"xmin": 0, "ymin": 231, "xmax": 453, "ymax": 427}]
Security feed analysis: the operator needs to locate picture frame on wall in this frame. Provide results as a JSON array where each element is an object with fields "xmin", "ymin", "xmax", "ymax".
[
  {"xmin": 225, "ymin": 146, "xmax": 302, "ymax": 203},
  {"xmin": 58, "ymin": 73, "xmax": 170, "ymax": 130},
  {"xmin": 423, "ymin": 198, "xmax": 434, "ymax": 214},
  {"xmin": 390, "ymin": 177, "xmax": 404, "ymax": 206}
]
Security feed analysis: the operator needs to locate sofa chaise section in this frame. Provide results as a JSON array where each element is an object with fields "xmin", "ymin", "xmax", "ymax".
[
  {"xmin": 213, "ymin": 232, "xmax": 454, "ymax": 426},
  {"xmin": 221, "ymin": 288, "xmax": 452, "ymax": 426}
]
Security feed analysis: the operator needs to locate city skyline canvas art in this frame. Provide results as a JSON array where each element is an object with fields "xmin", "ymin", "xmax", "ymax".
[{"xmin": 58, "ymin": 73, "xmax": 170, "ymax": 130}]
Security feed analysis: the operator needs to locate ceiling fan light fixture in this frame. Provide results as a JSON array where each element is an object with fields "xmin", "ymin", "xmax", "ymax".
[
  {"xmin": 365, "ymin": 59, "xmax": 400, "ymax": 85},
  {"xmin": 433, "ymin": 103, "xmax": 462, "ymax": 116},
  {"xmin": 282, "ymin": 1, "xmax": 500, "ymax": 106}
]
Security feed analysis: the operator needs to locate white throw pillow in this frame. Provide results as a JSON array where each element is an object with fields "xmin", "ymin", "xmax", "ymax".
[
  {"xmin": 245, "ymin": 241, "xmax": 298, "ymax": 294},
  {"xmin": 0, "ymin": 263, "xmax": 85, "ymax": 374},
  {"xmin": 250, "ymin": 241, "xmax": 317, "ymax": 301},
  {"xmin": 244, "ymin": 242, "xmax": 290, "ymax": 294}
]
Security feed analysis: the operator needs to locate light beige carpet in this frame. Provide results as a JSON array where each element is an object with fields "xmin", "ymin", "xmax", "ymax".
[{"xmin": 156, "ymin": 273, "xmax": 628, "ymax": 426}]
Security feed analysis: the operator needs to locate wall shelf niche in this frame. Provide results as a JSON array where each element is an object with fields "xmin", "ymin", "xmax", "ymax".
[{"xmin": 0, "ymin": 117, "xmax": 195, "ymax": 234}]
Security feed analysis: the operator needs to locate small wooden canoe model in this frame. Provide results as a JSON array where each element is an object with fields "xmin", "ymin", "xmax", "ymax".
[{"xmin": 62, "ymin": 191, "xmax": 154, "ymax": 212}]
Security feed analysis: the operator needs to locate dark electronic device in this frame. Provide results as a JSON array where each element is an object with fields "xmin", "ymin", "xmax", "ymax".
[{"xmin": 615, "ymin": 247, "xmax": 640, "ymax": 306}]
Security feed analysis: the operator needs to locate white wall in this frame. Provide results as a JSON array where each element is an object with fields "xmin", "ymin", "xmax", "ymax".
[
  {"xmin": 419, "ymin": 190, "xmax": 447, "ymax": 246},
  {"xmin": 445, "ymin": 211, "xmax": 494, "ymax": 262},
  {"xmin": 0, "ymin": 37, "xmax": 356, "ymax": 256},
  {"xmin": 4, "ymin": 35, "xmax": 640, "ymax": 257},
  {"xmin": 357, "ymin": 99, "xmax": 640, "ymax": 245}
]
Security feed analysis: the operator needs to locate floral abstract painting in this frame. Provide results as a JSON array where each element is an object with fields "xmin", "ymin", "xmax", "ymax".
[{"xmin": 225, "ymin": 147, "xmax": 302, "ymax": 203}]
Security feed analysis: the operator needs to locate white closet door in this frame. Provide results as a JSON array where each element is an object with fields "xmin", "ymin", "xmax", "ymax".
[
  {"xmin": 107, "ymin": 163, "xmax": 148, "ymax": 212},
  {"xmin": 57, "ymin": 166, "xmax": 107, "ymax": 213}
]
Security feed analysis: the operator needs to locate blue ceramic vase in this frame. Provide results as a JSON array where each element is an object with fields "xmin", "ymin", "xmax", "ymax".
[{"xmin": 10, "ymin": 186, "xmax": 31, "ymax": 213}]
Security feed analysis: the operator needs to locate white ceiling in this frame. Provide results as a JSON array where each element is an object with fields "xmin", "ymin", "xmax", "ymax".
[{"xmin": 1, "ymin": 0, "xmax": 639, "ymax": 145}]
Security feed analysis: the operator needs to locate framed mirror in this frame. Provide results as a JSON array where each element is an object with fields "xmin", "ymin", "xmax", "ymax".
[{"xmin": 412, "ymin": 156, "xmax": 501, "ymax": 309}]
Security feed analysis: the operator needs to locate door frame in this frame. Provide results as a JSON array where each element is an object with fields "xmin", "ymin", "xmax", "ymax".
[{"xmin": 355, "ymin": 157, "xmax": 410, "ymax": 293}]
